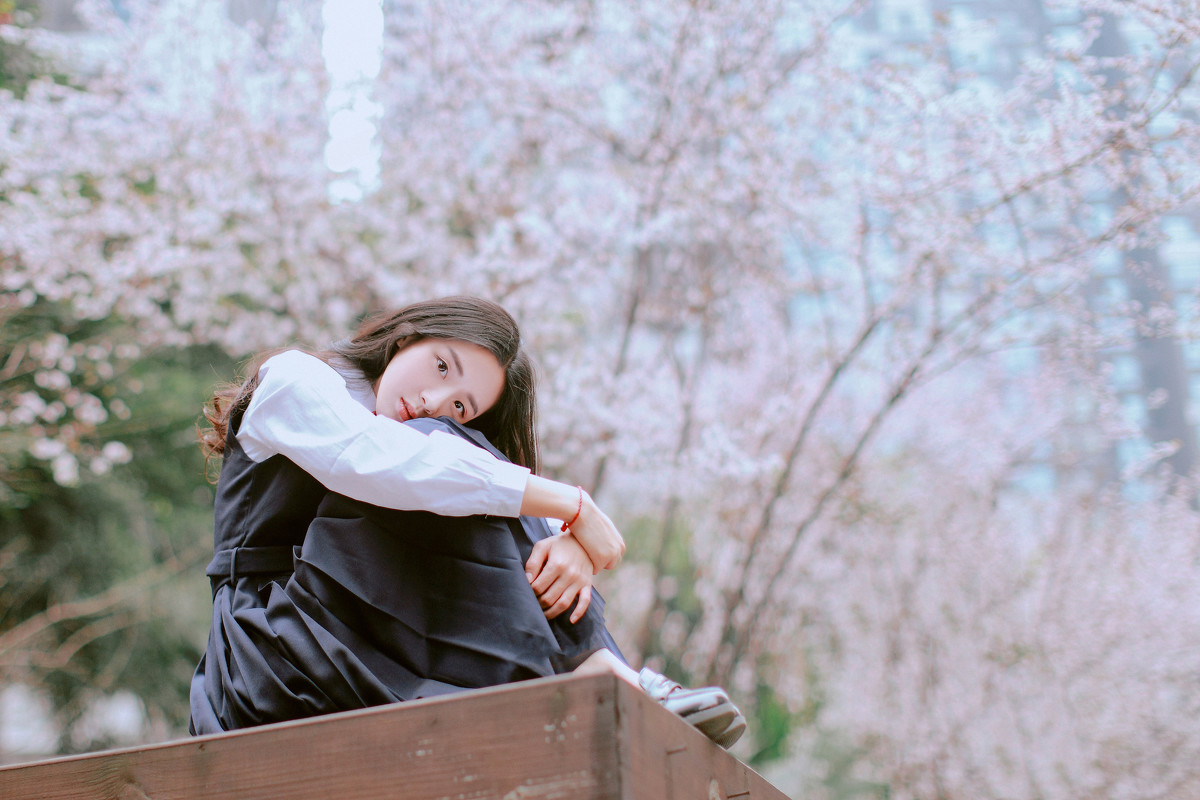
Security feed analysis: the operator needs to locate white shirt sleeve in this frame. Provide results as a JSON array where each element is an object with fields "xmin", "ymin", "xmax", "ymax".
[{"xmin": 235, "ymin": 350, "xmax": 529, "ymax": 517}]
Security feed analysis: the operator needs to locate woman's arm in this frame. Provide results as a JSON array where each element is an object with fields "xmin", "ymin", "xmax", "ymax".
[
  {"xmin": 520, "ymin": 476, "xmax": 625, "ymax": 572},
  {"xmin": 238, "ymin": 351, "xmax": 529, "ymax": 517},
  {"xmin": 240, "ymin": 351, "xmax": 625, "ymax": 567}
]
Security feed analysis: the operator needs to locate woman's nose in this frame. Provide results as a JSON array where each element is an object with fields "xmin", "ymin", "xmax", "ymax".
[{"xmin": 421, "ymin": 388, "xmax": 447, "ymax": 416}]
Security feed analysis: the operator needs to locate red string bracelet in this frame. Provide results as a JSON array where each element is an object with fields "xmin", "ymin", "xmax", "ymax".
[{"xmin": 561, "ymin": 486, "xmax": 583, "ymax": 532}]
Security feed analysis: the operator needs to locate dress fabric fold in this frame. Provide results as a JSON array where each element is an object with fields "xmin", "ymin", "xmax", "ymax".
[{"xmin": 190, "ymin": 415, "xmax": 620, "ymax": 735}]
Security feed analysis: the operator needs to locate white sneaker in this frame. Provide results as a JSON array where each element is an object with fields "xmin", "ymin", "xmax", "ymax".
[{"xmin": 637, "ymin": 668, "xmax": 747, "ymax": 748}]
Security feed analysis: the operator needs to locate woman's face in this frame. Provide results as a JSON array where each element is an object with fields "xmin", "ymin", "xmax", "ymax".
[{"xmin": 374, "ymin": 338, "xmax": 505, "ymax": 425}]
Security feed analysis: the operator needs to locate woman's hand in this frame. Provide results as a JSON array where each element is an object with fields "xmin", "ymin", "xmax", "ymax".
[
  {"xmin": 520, "ymin": 477, "xmax": 626, "ymax": 572},
  {"xmin": 566, "ymin": 492, "xmax": 625, "ymax": 572},
  {"xmin": 526, "ymin": 533, "xmax": 596, "ymax": 623}
]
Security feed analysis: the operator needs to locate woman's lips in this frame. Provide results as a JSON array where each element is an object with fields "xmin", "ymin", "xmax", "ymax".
[{"xmin": 399, "ymin": 398, "xmax": 414, "ymax": 422}]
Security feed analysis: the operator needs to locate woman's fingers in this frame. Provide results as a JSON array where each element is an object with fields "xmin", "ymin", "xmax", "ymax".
[
  {"xmin": 538, "ymin": 579, "xmax": 567, "ymax": 616},
  {"xmin": 526, "ymin": 538, "xmax": 553, "ymax": 589},
  {"xmin": 542, "ymin": 581, "xmax": 575, "ymax": 619},
  {"xmin": 531, "ymin": 547, "xmax": 584, "ymax": 596},
  {"xmin": 529, "ymin": 534, "xmax": 595, "ymax": 620},
  {"xmin": 569, "ymin": 585, "xmax": 592, "ymax": 623},
  {"xmin": 536, "ymin": 557, "xmax": 585, "ymax": 606},
  {"xmin": 540, "ymin": 570, "xmax": 590, "ymax": 619}
]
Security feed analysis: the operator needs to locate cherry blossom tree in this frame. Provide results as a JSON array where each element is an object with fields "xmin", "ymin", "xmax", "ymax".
[
  {"xmin": 359, "ymin": 1, "xmax": 1200, "ymax": 793},
  {"xmin": 4, "ymin": 0, "xmax": 1200, "ymax": 791},
  {"xmin": 1, "ymin": 0, "xmax": 375, "ymax": 498},
  {"xmin": 1, "ymin": 0, "xmax": 366, "ymax": 746}
]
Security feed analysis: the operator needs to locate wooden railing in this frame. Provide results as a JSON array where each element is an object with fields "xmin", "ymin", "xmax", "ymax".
[{"xmin": 0, "ymin": 673, "xmax": 791, "ymax": 799}]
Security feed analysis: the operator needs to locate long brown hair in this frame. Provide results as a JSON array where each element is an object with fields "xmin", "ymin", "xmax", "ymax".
[{"xmin": 199, "ymin": 297, "xmax": 539, "ymax": 472}]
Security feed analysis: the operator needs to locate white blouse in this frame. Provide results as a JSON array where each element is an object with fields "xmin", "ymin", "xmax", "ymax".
[{"xmin": 236, "ymin": 349, "xmax": 529, "ymax": 517}]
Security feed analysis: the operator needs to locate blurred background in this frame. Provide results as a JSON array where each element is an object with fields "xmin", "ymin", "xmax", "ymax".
[{"xmin": 2, "ymin": 1, "xmax": 1200, "ymax": 797}]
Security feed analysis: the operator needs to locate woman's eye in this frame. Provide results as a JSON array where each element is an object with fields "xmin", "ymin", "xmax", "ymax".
[
  {"xmin": 454, "ymin": 401, "xmax": 465, "ymax": 416},
  {"xmin": 436, "ymin": 357, "xmax": 447, "ymax": 376}
]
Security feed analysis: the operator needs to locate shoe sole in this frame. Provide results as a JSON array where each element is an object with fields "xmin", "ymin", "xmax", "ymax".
[
  {"xmin": 673, "ymin": 697, "xmax": 746, "ymax": 749},
  {"xmin": 643, "ymin": 672, "xmax": 748, "ymax": 750},
  {"xmin": 713, "ymin": 711, "xmax": 746, "ymax": 748}
]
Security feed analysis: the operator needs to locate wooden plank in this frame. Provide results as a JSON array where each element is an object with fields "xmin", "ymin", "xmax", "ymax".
[
  {"xmin": 614, "ymin": 681, "xmax": 790, "ymax": 800},
  {"xmin": 0, "ymin": 674, "xmax": 621, "ymax": 800},
  {"xmin": 0, "ymin": 673, "xmax": 794, "ymax": 800}
]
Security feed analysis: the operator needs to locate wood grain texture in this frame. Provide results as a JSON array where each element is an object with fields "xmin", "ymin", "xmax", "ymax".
[
  {"xmin": 0, "ymin": 673, "xmax": 792, "ymax": 800},
  {"xmin": 613, "ymin": 679, "xmax": 790, "ymax": 800}
]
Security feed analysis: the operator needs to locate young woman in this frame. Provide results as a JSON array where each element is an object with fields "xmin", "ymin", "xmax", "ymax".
[{"xmin": 190, "ymin": 297, "xmax": 745, "ymax": 747}]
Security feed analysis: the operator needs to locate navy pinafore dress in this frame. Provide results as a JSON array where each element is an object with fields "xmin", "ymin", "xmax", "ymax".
[{"xmin": 189, "ymin": 412, "xmax": 620, "ymax": 734}]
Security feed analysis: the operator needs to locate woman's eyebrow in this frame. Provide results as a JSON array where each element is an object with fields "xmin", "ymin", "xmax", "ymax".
[
  {"xmin": 446, "ymin": 345, "xmax": 464, "ymax": 377},
  {"xmin": 445, "ymin": 345, "xmax": 478, "ymax": 416}
]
